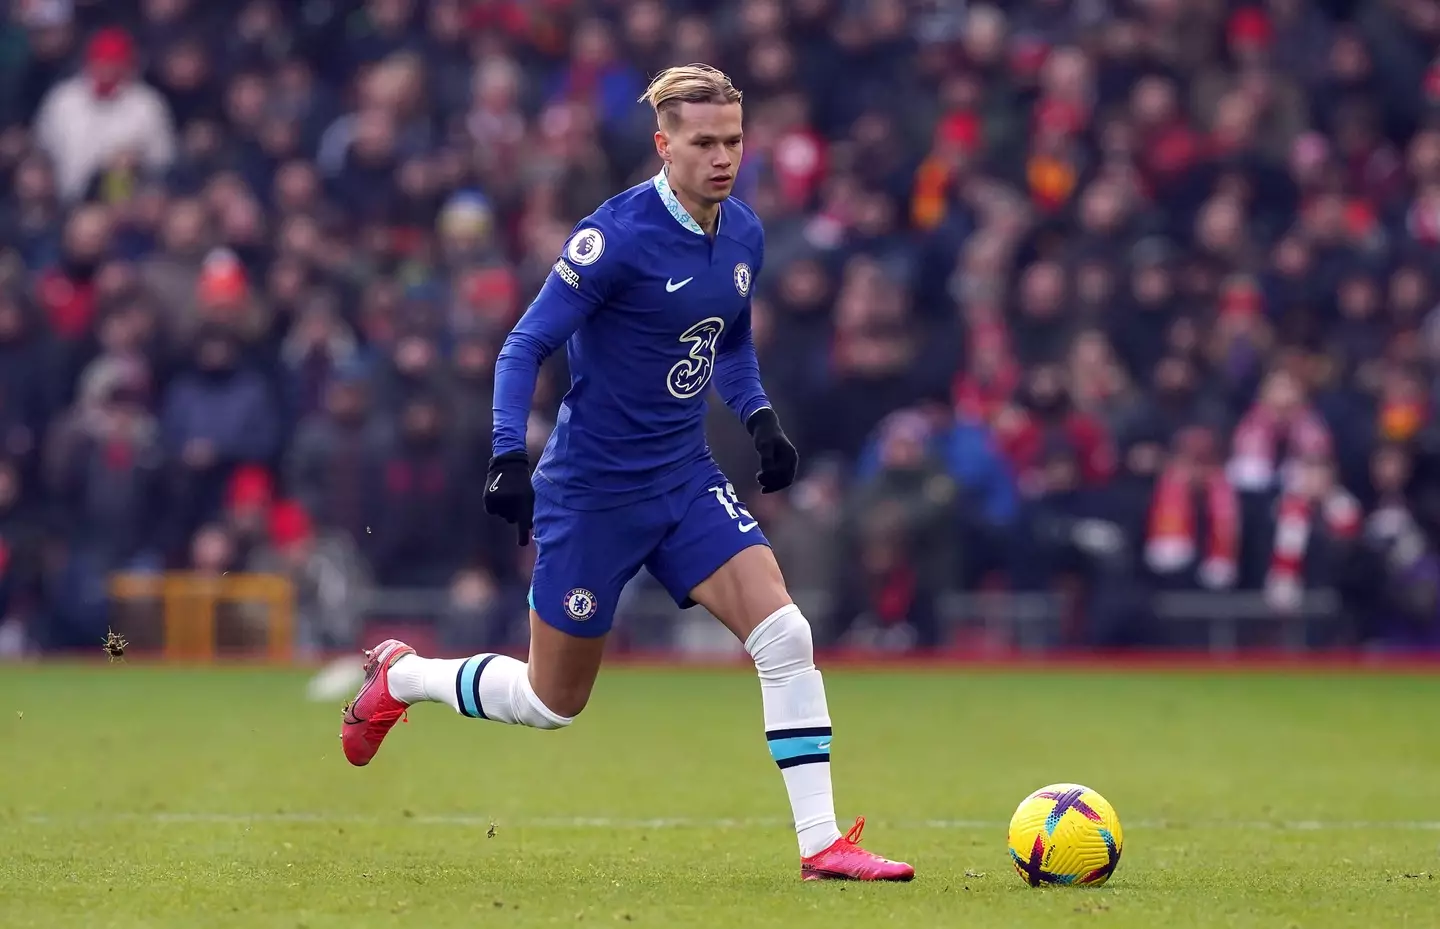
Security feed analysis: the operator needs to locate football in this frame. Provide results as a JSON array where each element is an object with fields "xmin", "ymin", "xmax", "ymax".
[{"xmin": 1007, "ymin": 783, "xmax": 1123, "ymax": 887}]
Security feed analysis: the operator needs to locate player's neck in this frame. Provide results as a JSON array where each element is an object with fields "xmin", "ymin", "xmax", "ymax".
[{"xmin": 674, "ymin": 185, "xmax": 720, "ymax": 236}]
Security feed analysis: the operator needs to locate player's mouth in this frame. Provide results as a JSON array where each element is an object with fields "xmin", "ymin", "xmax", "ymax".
[{"xmin": 709, "ymin": 174, "xmax": 733, "ymax": 187}]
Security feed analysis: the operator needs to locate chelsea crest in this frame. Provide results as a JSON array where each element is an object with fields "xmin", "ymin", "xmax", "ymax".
[
  {"xmin": 564, "ymin": 588, "xmax": 597, "ymax": 622},
  {"xmin": 733, "ymin": 263, "xmax": 752, "ymax": 296}
]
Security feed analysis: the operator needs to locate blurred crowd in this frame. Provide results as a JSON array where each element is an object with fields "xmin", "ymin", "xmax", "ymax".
[{"xmin": 2, "ymin": 0, "xmax": 1440, "ymax": 656}]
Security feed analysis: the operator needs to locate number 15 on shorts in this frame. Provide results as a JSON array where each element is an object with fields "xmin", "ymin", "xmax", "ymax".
[{"xmin": 709, "ymin": 483, "xmax": 757, "ymax": 532}]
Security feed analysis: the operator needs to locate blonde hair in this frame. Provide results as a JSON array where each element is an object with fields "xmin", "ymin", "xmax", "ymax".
[{"xmin": 639, "ymin": 64, "xmax": 742, "ymax": 125}]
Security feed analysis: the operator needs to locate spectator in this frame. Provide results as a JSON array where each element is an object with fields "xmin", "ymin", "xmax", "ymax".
[
  {"xmin": 139, "ymin": 198, "xmax": 209, "ymax": 347},
  {"xmin": 0, "ymin": 289, "xmax": 58, "ymax": 477},
  {"xmin": 47, "ymin": 354, "xmax": 161, "ymax": 543},
  {"xmin": 1353, "ymin": 444, "xmax": 1440, "ymax": 645},
  {"xmin": 1066, "ymin": 328, "xmax": 1137, "ymax": 431},
  {"xmin": 36, "ymin": 204, "xmax": 113, "ymax": 347},
  {"xmin": 1110, "ymin": 249, "xmax": 1179, "ymax": 384},
  {"xmin": 1012, "ymin": 438, "xmax": 1125, "ymax": 614},
  {"xmin": 43, "ymin": 356, "xmax": 163, "ymax": 646},
  {"xmin": 1228, "ymin": 368, "xmax": 1332, "ymax": 494},
  {"xmin": 1011, "ymin": 260, "xmax": 1073, "ymax": 367},
  {"xmin": 362, "ymin": 393, "xmax": 467, "ymax": 588},
  {"xmin": 805, "ymin": 257, "xmax": 931, "ymax": 459},
  {"xmin": 856, "ymin": 403, "xmax": 1020, "ymax": 566},
  {"xmin": 547, "ymin": 18, "xmax": 644, "ymax": 133},
  {"xmin": 997, "ymin": 364, "xmax": 1115, "ymax": 498},
  {"xmin": 835, "ymin": 411, "xmax": 958, "ymax": 649},
  {"xmin": 1, "ymin": 1, "xmax": 80, "ymax": 129},
  {"xmin": 1144, "ymin": 426, "xmax": 1241, "ymax": 592},
  {"xmin": 3, "ymin": 152, "xmax": 64, "ymax": 269},
  {"xmin": 343, "ymin": 0, "xmax": 420, "ymax": 74},
  {"xmin": 246, "ymin": 498, "xmax": 372, "ymax": 655},
  {"xmin": 162, "ymin": 326, "xmax": 278, "ymax": 464},
  {"xmin": 279, "ymin": 290, "xmax": 360, "ymax": 423},
  {"xmin": 286, "ymin": 364, "xmax": 378, "ymax": 547},
  {"xmin": 374, "ymin": 329, "xmax": 449, "ymax": 416},
  {"xmin": 320, "ymin": 79, "xmax": 406, "ymax": 221},
  {"xmin": 34, "ymin": 28, "xmax": 176, "ymax": 202},
  {"xmin": 1264, "ymin": 454, "xmax": 1361, "ymax": 613},
  {"xmin": 1117, "ymin": 354, "xmax": 1228, "ymax": 451},
  {"xmin": 222, "ymin": 463, "xmax": 274, "ymax": 567},
  {"xmin": 160, "ymin": 325, "xmax": 280, "ymax": 543}
]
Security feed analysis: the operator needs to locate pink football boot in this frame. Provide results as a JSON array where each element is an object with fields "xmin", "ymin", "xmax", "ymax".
[
  {"xmin": 340, "ymin": 639, "xmax": 415, "ymax": 766},
  {"xmin": 800, "ymin": 817, "xmax": 915, "ymax": 881}
]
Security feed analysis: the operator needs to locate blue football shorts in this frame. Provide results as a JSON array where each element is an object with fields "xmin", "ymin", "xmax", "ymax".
[{"xmin": 528, "ymin": 462, "xmax": 770, "ymax": 637}]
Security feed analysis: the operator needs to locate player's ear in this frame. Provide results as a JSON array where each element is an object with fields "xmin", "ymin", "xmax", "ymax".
[{"xmin": 654, "ymin": 129, "xmax": 670, "ymax": 164}]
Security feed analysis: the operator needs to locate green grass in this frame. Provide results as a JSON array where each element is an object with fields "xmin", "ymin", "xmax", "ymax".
[{"xmin": 2, "ymin": 665, "xmax": 1439, "ymax": 928}]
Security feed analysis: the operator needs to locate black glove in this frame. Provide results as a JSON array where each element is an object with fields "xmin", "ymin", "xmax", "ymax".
[
  {"xmin": 747, "ymin": 407, "xmax": 799, "ymax": 493},
  {"xmin": 482, "ymin": 451, "xmax": 534, "ymax": 546}
]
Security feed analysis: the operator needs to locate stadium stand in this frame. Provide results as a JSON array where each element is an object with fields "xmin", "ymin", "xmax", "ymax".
[{"xmin": 1, "ymin": 0, "xmax": 1438, "ymax": 657}]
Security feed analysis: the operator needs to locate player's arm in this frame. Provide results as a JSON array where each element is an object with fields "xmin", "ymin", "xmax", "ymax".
[
  {"xmin": 714, "ymin": 235, "xmax": 771, "ymax": 425},
  {"xmin": 491, "ymin": 221, "xmax": 623, "ymax": 457},
  {"xmin": 486, "ymin": 221, "xmax": 623, "ymax": 543},
  {"xmin": 714, "ymin": 246, "xmax": 798, "ymax": 493},
  {"xmin": 712, "ymin": 302, "xmax": 771, "ymax": 427},
  {"xmin": 490, "ymin": 286, "xmax": 588, "ymax": 457}
]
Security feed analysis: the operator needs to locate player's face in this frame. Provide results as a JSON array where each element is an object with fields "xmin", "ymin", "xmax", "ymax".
[{"xmin": 658, "ymin": 102, "xmax": 743, "ymax": 205}]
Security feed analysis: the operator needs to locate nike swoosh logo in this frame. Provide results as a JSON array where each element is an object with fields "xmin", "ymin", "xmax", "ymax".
[
  {"xmin": 738, "ymin": 520, "xmax": 758, "ymax": 533},
  {"xmin": 343, "ymin": 647, "xmax": 394, "ymax": 726},
  {"xmin": 666, "ymin": 277, "xmax": 694, "ymax": 292},
  {"xmin": 488, "ymin": 474, "xmax": 503, "ymax": 492},
  {"xmin": 343, "ymin": 673, "xmax": 376, "ymax": 726},
  {"xmin": 817, "ymin": 741, "xmax": 831, "ymax": 751}
]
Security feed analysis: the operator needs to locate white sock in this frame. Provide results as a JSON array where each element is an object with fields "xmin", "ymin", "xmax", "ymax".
[
  {"xmin": 746, "ymin": 604, "xmax": 843, "ymax": 858},
  {"xmin": 388, "ymin": 654, "xmax": 573, "ymax": 730}
]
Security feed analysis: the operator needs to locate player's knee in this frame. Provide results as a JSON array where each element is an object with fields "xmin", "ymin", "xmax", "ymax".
[
  {"xmin": 744, "ymin": 604, "xmax": 815, "ymax": 681},
  {"xmin": 516, "ymin": 674, "xmax": 579, "ymax": 729}
]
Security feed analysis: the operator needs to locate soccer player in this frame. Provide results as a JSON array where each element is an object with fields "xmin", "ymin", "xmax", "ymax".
[{"xmin": 340, "ymin": 64, "xmax": 914, "ymax": 882}]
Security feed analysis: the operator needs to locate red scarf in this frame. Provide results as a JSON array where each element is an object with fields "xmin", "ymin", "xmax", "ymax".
[
  {"xmin": 1228, "ymin": 405, "xmax": 1331, "ymax": 492},
  {"xmin": 1145, "ymin": 466, "xmax": 1239, "ymax": 588},
  {"xmin": 1265, "ymin": 488, "xmax": 1361, "ymax": 610}
]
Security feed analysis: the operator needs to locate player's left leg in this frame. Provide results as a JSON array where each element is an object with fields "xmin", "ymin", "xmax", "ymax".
[
  {"xmin": 341, "ymin": 491, "xmax": 653, "ymax": 767},
  {"xmin": 649, "ymin": 475, "xmax": 914, "ymax": 881}
]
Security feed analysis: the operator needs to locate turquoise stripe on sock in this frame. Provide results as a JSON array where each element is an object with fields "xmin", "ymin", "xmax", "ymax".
[
  {"xmin": 457, "ymin": 656, "xmax": 481, "ymax": 718},
  {"xmin": 768, "ymin": 735, "xmax": 831, "ymax": 763}
]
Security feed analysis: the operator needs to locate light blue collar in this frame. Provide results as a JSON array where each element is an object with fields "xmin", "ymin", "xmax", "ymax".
[{"xmin": 652, "ymin": 168, "xmax": 715, "ymax": 237}]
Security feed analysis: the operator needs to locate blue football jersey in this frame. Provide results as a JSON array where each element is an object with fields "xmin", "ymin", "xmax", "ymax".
[{"xmin": 491, "ymin": 170, "xmax": 770, "ymax": 511}]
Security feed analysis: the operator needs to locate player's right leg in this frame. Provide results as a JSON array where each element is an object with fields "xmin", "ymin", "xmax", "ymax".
[{"xmin": 341, "ymin": 493, "xmax": 645, "ymax": 766}]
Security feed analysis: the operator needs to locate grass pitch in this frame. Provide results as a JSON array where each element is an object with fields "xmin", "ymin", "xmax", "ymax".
[{"xmin": 1, "ymin": 663, "xmax": 1438, "ymax": 928}]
